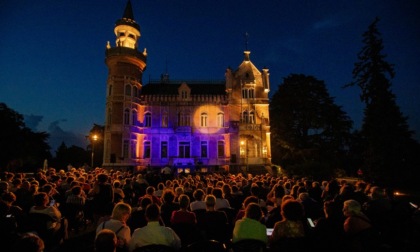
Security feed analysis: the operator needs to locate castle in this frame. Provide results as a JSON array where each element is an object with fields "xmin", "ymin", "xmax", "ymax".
[{"xmin": 102, "ymin": 1, "xmax": 272, "ymax": 173}]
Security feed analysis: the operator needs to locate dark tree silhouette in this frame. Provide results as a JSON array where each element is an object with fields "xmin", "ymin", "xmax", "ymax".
[
  {"xmin": 0, "ymin": 102, "xmax": 51, "ymax": 172},
  {"xmin": 270, "ymin": 74, "xmax": 353, "ymax": 179},
  {"xmin": 345, "ymin": 17, "xmax": 420, "ymax": 187}
]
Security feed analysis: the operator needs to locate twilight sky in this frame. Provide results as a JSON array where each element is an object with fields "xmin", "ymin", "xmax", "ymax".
[{"xmin": 1, "ymin": 0, "xmax": 419, "ymax": 152}]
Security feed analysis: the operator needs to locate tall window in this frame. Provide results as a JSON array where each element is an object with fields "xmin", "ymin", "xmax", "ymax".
[
  {"xmin": 144, "ymin": 112, "xmax": 151, "ymax": 127},
  {"xmin": 249, "ymin": 111, "xmax": 255, "ymax": 124},
  {"xmin": 161, "ymin": 141, "xmax": 168, "ymax": 158},
  {"xmin": 125, "ymin": 84, "xmax": 131, "ymax": 96},
  {"xmin": 181, "ymin": 90, "xmax": 187, "ymax": 99},
  {"xmin": 123, "ymin": 140, "xmax": 129, "ymax": 158},
  {"xmin": 124, "ymin": 109, "xmax": 130, "ymax": 125},
  {"xmin": 130, "ymin": 140, "xmax": 137, "ymax": 158},
  {"xmin": 162, "ymin": 112, "xmax": 168, "ymax": 127},
  {"xmin": 201, "ymin": 141, "xmax": 208, "ymax": 158},
  {"xmin": 201, "ymin": 113, "xmax": 208, "ymax": 127},
  {"xmin": 179, "ymin": 142, "xmax": 190, "ymax": 158},
  {"xmin": 217, "ymin": 112, "xmax": 224, "ymax": 127},
  {"xmin": 242, "ymin": 88, "xmax": 255, "ymax": 99},
  {"xmin": 144, "ymin": 141, "xmax": 151, "ymax": 158},
  {"xmin": 218, "ymin": 141, "xmax": 225, "ymax": 157},
  {"xmin": 107, "ymin": 108, "xmax": 112, "ymax": 125},
  {"xmin": 132, "ymin": 110, "xmax": 137, "ymax": 126},
  {"xmin": 178, "ymin": 112, "xmax": 190, "ymax": 126},
  {"xmin": 108, "ymin": 85, "xmax": 112, "ymax": 96}
]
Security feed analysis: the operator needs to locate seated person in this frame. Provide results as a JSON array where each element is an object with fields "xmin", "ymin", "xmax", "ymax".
[
  {"xmin": 129, "ymin": 203, "xmax": 181, "ymax": 252},
  {"xmin": 13, "ymin": 232, "xmax": 45, "ymax": 252},
  {"xmin": 197, "ymin": 194, "xmax": 230, "ymax": 244},
  {"xmin": 95, "ymin": 228, "xmax": 118, "ymax": 252},
  {"xmin": 29, "ymin": 192, "xmax": 68, "ymax": 241},
  {"xmin": 96, "ymin": 202, "xmax": 132, "ymax": 251},
  {"xmin": 232, "ymin": 202, "xmax": 268, "ymax": 244}
]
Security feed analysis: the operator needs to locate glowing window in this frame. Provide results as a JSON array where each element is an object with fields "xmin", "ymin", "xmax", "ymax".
[
  {"xmin": 201, "ymin": 113, "xmax": 208, "ymax": 127},
  {"xmin": 217, "ymin": 113, "xmax": 224, "ymax": 127}
]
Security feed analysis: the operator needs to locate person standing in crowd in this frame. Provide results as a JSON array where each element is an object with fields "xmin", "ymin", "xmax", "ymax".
[{"xmin": 89, "ymin": 173, "xmax": 114, "ymax": 224}]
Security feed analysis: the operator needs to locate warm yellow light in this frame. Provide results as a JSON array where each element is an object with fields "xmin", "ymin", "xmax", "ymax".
[
  {"xmin": 241, "ymin": 141, "xmax": 245, "ymax": 145},
  {"xmin": 93, "ymin": 134, "xmax": 98, "ymax": 141}
]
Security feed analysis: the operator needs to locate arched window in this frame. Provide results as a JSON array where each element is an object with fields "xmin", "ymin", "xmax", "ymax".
[
  {"xmin": 124, "ymin": 109, "xmax": 130, "ymax": 125},
  {"xmin": 144, "ymin": 112, "xmax": 151, "ymax": 127},
  {"xmin": 125, "ymin": 84, "xmax": 131, "ymax": 96},
  {"xmin": 201, "ymin": 113, "xmax": 208, "ymax": 127},
  {"xmin": 217, "ymin": 112, "xmax": 224, "ymax": 127},
  {"xmin": 132, "ymin": 110, "xmax": 137, "ymax": 126},
  {"xmin": 242, "ymin": 111, "xmax": 248, "ymax": 123},
  {"xmin": 249, "ymin": 111, "xmax": 255, "ymax": 124}
]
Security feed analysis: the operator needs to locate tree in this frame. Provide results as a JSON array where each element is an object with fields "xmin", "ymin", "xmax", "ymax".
[
  {"xmin": 52, "ymin": 142, "xmax": 90, "ymax": 169},
  {"xmin": 345, "ymin": 17, "xmax": 420, "ymax": 188},
  {"xmin": 0, "ymin": 103, "xmax": 51, "ymax": 172},
  {"xmin": 270, "ymin": 74, "xmax": 353, "ymax": 179}
]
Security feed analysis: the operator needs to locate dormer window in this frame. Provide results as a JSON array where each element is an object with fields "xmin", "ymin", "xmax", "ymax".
[{"xmin": 181, "ymin": 90, "xmax": 187, "ymax": 99}]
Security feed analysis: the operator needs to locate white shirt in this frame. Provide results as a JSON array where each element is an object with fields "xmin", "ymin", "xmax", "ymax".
[{"xmin": 129, "ymin": 221, "xmax": 181, "ymax": 252}]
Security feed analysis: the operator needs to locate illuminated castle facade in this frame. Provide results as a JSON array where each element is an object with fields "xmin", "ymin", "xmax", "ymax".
[{"xmin": 103, "ymin": 1, "xmax": 272, "ymax": 172}]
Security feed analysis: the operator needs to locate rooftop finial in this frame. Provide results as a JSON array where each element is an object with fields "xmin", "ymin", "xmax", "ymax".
[{"xmin": 244, "ymin": 32, "xmax": 249, "ymax": 51}]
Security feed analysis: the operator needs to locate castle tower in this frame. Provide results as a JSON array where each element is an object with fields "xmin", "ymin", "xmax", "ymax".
[
  {"xmin": 103, "ymin": 0, "xmax": 147, "ymax": 169},
  {"xmin": 226, "ymin": 51, "xmax": 272, "ymax": 172}
]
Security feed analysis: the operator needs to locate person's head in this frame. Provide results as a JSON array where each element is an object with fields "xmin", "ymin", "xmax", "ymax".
[
  {"xmin": 146, "ymin": 186, "xmax": 155, "ymax": 195},
  {"xmin": 111, "ymin": 202, "xmax": 132, "ymax": 222},
  {"xmin": 245, "ymin": 202, "xmax": 263, "ymax": 221},
  {"xmin": 145, "ymin": 203, "xmax": 160, "ymax": 221},
  {"xmin": 33, "ymin": 192, "xmax": 49, "ymax": 207},
  {"xmin": 211, "ymin": 188, "xmax": 223, "ymax": 198},
  {"xmin": 178, "ymin": 194, "xmax": 190, "ymax": 209},
  {"xmin": 342, "ymin": 199, "xmax": 362, "ymax": 217},
  {"xmin": 1, "ymin": 191, "xmax": 17, "ymax": 205},
  {"xmin": 95, "ymin": 229, "xmax": 117, "ymax": 252},
  {"xmin": 14, "ymin": 233, "xmax": 45, "ymax": 252},
  {"xmin": 140, "ymin": 196, "xmax": 153, "ymax": 209},
  {"xmin": 71, "ymin": 185, "xmax": 82, "ymax": 196},
  {"xmin": 281, "ymin": 199, "xmax": 304, "ymax": 221},
  {"xmin": 205, "ymin": 194, "xmax": 216, "ymax": 209},
  {"xmin": 97, "ymin": 173, "xmax": 109, "ymax": 183},
  {"xmin": 193, "ymin": 189, "xmax": 205, "ymax": 201},
  {"xmin": 243, "ymin": 196, "xmax": 258, "ymax": 209},
  {"xmin": 162, "ymin": 189, "xmax": 176, "ymax": 203}
]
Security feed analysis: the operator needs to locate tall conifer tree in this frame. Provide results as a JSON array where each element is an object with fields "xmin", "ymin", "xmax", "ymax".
[{"xmin": 346, "ymin": 17, "xmax": 419, "ymax": 187}]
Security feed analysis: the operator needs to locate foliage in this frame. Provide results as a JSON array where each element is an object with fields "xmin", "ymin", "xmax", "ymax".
[
  {"xmin": 270, "ymin": 74, "xmax": 353, "ymax": 179},
  {"xmin": 51, "ymin": 142, "xmax": 90, "ymax": 169},
  {"xmin": 345, "ymin": 17, "xmax": 420, "ymax": 188},
  {"xmin": 0, "ymin": 103, "xmax": 51, "ymax": 172}
]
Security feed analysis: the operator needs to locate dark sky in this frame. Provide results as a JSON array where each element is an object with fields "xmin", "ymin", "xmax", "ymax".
[{"xmin": 1, "ymin": 0, "xmax": 419, "ymax": 151}]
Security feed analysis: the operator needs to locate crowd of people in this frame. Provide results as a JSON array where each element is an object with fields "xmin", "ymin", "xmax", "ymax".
[{"xmin": 0, "ymin": 166, "xmax": 419, "ymax": 252}]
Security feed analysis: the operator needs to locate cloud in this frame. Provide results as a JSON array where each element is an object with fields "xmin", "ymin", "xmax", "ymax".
[
  {"xmin": 47, "ymin": 120, "xmax": 86, "ymax": 153},
  {"xmin": 312, "ymin": 18, "xmax": 340, "ymax": 30},
  {"xmin": 24, "ymin": 114, "xmax": 43, "ymax": 131}
]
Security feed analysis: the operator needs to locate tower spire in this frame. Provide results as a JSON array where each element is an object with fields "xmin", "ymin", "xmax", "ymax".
[{"xmin": 244, "ymin": 32, "xmax": 249, "ymax": 51}]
